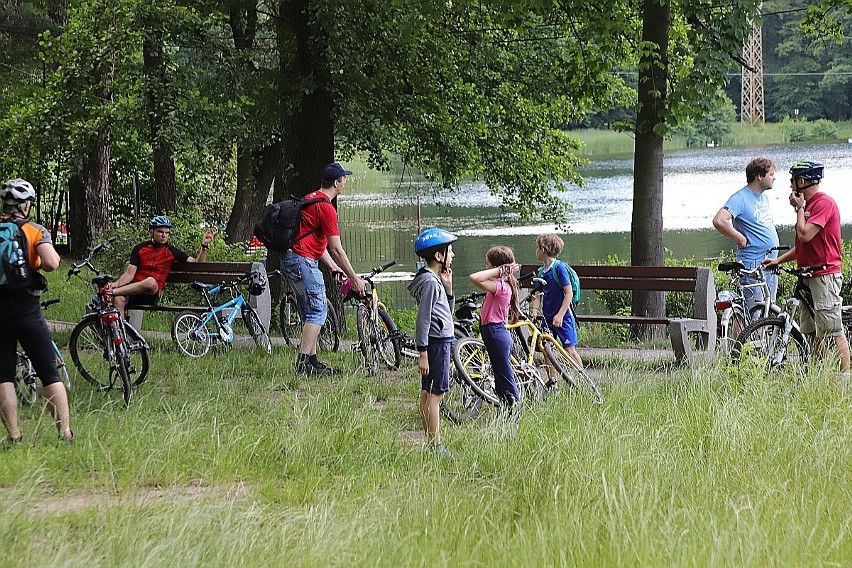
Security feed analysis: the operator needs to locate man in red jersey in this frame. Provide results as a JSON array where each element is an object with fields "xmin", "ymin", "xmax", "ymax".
[
  {"xmin": 281, "ymin": 163, "xmax": 365, "ymax": 375},
  {"xmin": 111, "ymin": 215, "xmax": 214, "ymax": 316},
  {"xmin": 763, "ymin": 161, "xmax": 850, "ymax": 382}
]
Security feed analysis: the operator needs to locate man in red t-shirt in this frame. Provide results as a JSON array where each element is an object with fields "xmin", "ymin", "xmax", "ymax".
[
  {"xmin": 282, "ymin": 163, "xmax": 365, "ymax": 375},
  {"xmin": 111, "ymin": 215, "xmax": 214, "ymax": 316},
  {"xmin": 763, "ymin": 161, "xmax": 850, "ymax": 380}
]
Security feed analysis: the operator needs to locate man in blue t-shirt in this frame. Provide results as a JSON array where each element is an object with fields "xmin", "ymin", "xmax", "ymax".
[{"xmin": 712, "ymin": 157, "xmax": 780, "ymax": 308}]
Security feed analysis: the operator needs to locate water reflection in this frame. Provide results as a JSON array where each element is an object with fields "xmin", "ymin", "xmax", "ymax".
[{"xmin": 339, "ymin": 142, "xmax": 852, "ymax": 299}]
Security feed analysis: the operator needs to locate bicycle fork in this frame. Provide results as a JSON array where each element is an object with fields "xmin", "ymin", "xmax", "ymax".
[{"xmin": 768, "ymin": 299, "xmax": 800, "ymax": 368}]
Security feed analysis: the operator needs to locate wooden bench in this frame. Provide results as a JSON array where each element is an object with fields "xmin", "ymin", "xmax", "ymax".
[
  {"xmin": 518, "ymin": 264, "xmax": 717, "ymax": 363},
  {"xmin": 126, "ymin": 261, "xmax": 271, "ymax": 332}
]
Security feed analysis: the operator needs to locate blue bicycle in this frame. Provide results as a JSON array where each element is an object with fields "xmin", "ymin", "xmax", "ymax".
[
  {"xmin": 171, "ymin": 269, "xmax": 273, "ymax": 358},
  {"xmin": 16, "ymin": 299, "xmax": 71, "ymax": 404}
]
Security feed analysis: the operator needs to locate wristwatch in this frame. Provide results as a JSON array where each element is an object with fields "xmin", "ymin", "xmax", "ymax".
[
  {"xmin": 794, "ymin": 206, "xmax": 802, "ymax": 212},
  {"xmin": 201, "ymin": 244, "xmax": 210, "ymax": 249}
]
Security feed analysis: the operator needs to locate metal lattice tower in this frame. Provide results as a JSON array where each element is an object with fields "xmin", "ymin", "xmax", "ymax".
[{"xmin": 741, "ymin": 18, "xmax": 765, "ymax": 125}]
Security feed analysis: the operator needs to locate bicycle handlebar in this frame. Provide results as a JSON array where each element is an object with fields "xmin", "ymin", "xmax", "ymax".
[
  {"xmin": 67, "ymin": 236, "xmax": 117, "ymax": 279},
  {"xmin": 368, "ymin": 260, "xmax": 396, "ymax": 278},
  {"xmin": 772, "ymin": 264, "xmax": 828, "ymax": 278},
  {"xmin": 41, "ymin": 298, "xmax": 60, "ymax": 309}
]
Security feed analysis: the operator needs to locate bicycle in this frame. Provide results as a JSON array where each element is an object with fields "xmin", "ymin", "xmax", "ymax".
[
  {"xmin": 15, "ymin": 298, "xmax": 72, "ymax": 405},
  {"xmin": 731, "ymin": 264, "xmax": 827, "ymax": 382},
  {"xmin": 171, "ymin": 268, "xmax": 273, "ymax": 358},
  {"xmin": 343, "ymin": 261, "xmax": 402, "ymax": 375},
  {"xmin": 439, "ymin": 291, "xmax": 487, "ymax": 424},
  {"xmin": 278, "ymin": 273, "xmax": 340, "ymax": 352},
  {"xmin": 67, "ymin": 237, "xmax": 150, "ymax": 407},
  {"xmin": 715, "ymin": 246, "xmax": 790, "ymax": 356}
]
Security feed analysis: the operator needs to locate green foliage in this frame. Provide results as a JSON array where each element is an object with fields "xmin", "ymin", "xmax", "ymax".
[
  {"xmin": 669, "ymin": 91, "xmax": 737, "ymax": 147},
  {"xmin": 779, "ymin": 117, "xmax": 841, "ymax": 143}
]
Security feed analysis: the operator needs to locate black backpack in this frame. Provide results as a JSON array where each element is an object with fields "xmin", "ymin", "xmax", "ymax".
[{"xmin": 253, "ymin": 195, "xmax": 330, "ymax": 253}]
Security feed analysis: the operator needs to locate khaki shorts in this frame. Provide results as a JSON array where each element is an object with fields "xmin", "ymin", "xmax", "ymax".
[{"xmin": 798, "ymin": 273, "xmax": 844, "ymax": 338}]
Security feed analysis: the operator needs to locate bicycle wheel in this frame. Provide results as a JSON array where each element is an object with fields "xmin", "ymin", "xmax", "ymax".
[
  {"xmin": 515, "ymin": 361, "xmax": 546, "ymax": 404},
  {"xmin": 452, "ymin": 337, "xmax": 501, "ymax": 406},
  {"xmin": 15, "ymin": 353, "xmax": 38, "ymax": 405},
  {"xmin": 356, "ymin": 304, "xmax": 379, "ymax": 375},
  {"xmin": 441, "ymin": 362, "xmax": 484, "ymax": 423},
  {"xmin": 732, "ymin": 316, "xmax": 809, "ymax": 383},
  {"xmin": 69, "ymin": 315, "xmax": 113, "ymax": 390},
  {"xmin": 377, "ymin": 307, "xmax": 402, "ymax": 369},
  {"xmin": 279, "ymin": 292, "xmax": 301, "ymax": 346},
  {"xmin": 720, "ymin": 306, "xmax": 749, "ymax": 356},
  {"xmin": 54, "ymin": 343, "xmax": 71, "ymax": 390},
  {"xmin": 123, "ymin": 322, "xmax": 150, "ymax": 387},
  {"xmin": 318, "ymin": 300, "xmax": 341, "ymax": 352},
  {"xmin": 172, "ymin": 311, "xmax": 212, "ymax": 358},
  {"xmin": 116, "ymin": 347, "xmax": 133, "ymax": 407},
  {"xmin": 541, "ymin": 338, "xmax": 603, "ymax": 404},
  {"xmin": 510, "ymin": 324, "xmax": 531, "ymax": 361},
  {"xmin": 241, "ymin": 305, "xmax": 273, "ymax": 355}
]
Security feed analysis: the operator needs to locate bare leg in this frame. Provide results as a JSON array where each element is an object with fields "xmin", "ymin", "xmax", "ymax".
[
  {"xmin": 835, "ymin": 334, "xmax": 850, "ymax": 373},
  {"xmin": 42, "ymin": 382, "xmax": 72, "ymax": 439},
  {"xmin": 419, "ymin": 390, "xmax": 442, "ymax": 446},
  {"xmin": 566, "ymin": 346, "xmax": 584, "ymax": 369},
  {"xmin": 111, "ymin": 277, "xmax": 159, "ymax": 316},
  {"xmin": 299, "ymin": 322, "xmax": 322, "ymax": 357},
  {"xmin": 0, "ymin": 382, "xmax": 21, "ymax": 440}
]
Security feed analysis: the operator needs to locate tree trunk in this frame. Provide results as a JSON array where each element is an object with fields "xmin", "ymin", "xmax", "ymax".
[
  {"xmin": 630, "ymin": 0, "xmax": 670, "ymax": 339},
  {"xmin": 143, "ymin": 32, "xmax": 177, "ymax": 213},
  {"xmin": 279, "ymin": 0, "xmax": 335, "ymax": 199},
  {"xmin": 224, "ymin": 142, "xmax": 280, "ymax": 244},
  {"xmin": 69, "ymin": 137, "xmax": 111, "ymax": 257}
]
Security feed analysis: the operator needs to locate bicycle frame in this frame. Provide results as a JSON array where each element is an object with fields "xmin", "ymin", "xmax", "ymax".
[{"xmin": 194, "ymin": 283, "xmax": 246, "ymax": 344}]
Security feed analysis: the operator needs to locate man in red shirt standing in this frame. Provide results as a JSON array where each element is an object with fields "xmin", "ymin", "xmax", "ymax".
[
  {"xmin": 764, "ymin": 161, "xmax": 850, "ymax": 383},
  {"xmin": 282, "ymin": 163, "xmax": 365, "ymax": 375}
]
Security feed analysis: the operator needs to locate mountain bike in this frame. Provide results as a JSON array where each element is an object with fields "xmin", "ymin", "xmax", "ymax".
[
  {"xmin": 67, "ymin": 237, "xmax": 150, "ymax": 407},
  {"xmin": 344, "ymin": 261, "xmax": 402, "ymax": 375},
  {"xmin": 171, "ymin": 268, "xmax": 273, "ymax": 358},
  {"xmin": 278, "ymin": 273, "xmax": 340, "ymax": 352},
  {"xmin": 715, "ymin": 246, "xmax": 789, "ymax": 355},
  {"xmin": 731, "ymin": 264, "xmax": 826, "ymax": 383},
  {"xmin": 15, "ymin": 298, "xmax": 71, "ymax": 405}
]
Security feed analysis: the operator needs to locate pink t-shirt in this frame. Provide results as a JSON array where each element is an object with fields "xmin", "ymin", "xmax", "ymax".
[
  {"xmin": 480, "ymin": 278, "xmax": 511, "ymax": 325},
  {"xmin": 796, "ymin": 191, "xmax": 842, "ymax": 276}
]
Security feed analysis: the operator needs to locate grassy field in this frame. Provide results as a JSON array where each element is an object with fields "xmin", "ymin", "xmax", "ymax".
[
  {"xmin": 4, "ymin": 269, "xmax": 852, "ymax": 566},
  {"xmin": 574, "ymin": 121, "xmax": 852, "ymax": 158}
]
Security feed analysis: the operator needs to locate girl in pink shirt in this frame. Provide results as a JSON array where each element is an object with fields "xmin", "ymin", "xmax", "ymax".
[{"xmin": 469, "ymin": 246, "xmax": 522, "ymax": 424}]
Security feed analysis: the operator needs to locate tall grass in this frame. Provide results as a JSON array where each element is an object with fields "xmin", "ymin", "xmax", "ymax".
[{"xmin": 4, "ymin": 315, "xmax": 852, "ymax": 566}]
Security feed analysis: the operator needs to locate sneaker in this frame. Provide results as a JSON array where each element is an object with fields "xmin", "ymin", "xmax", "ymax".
[
  {"xmin": 428, "ymin": 443, "xmax": 457, "ymax": 459},
  {"xmin": 6, "ymin": 436, "xmax": 22, "ymax": 446},
  {"xmin": 312, "ymin": 360, "xmax": 341, "ymax": 375},
  {"xmin": 295, "ymin": 361, "xmax": 332, "ymax": 376}
]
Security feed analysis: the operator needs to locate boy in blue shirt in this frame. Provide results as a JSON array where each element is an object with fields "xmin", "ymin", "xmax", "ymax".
[
  {"xmin": 407, "ymin": 228, "xmax": 458, "ymax": 459},
  {"xmin": 532, "ymin": 234, "xmax": 583, "ymax": 378}
]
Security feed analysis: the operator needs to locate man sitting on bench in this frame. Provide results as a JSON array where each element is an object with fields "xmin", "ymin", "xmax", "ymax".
[{"xmin": 110, "ymin": 215, "xmax": 214, "ymax": 316}]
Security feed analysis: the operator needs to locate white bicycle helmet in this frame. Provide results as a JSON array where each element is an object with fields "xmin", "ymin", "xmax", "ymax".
[{"xmin": 1, "ymin": 178, "xmax": 36, "ymax": 203}]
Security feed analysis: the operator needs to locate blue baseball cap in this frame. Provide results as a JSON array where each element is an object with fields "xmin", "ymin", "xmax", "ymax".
[{"xmin": 322, "ymin": 163, "xmax": 353, "ymax": 181}]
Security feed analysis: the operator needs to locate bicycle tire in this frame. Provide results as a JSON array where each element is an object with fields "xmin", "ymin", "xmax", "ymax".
[
  {"xmin": 123, "ymin": 321, "xmax": 150, "ymax": 387},
  {"xmin": 15, "ymin": 353, "xmax": 38, "ymax": 405},
  {"xmin": 279, "ymin": 292, "xmax": 301, "ymax": 346},
  {"xmin": 510, "ymin": 325, "xmax": 531, "ymax": 361},
  {"xmin": 516, "ymin": 361, "xmax": 546, "ymax": 404},
  {"xmin": 732, "ymin": 316, "xmax": 809, "ymax": 383},
  {"xmin": 241, "ymin": 305, "xmax": 273, "ymax": 355},
  {"xmin": 172, "ymin": 311, "xmax": 212, "ymax": 358},
  {"xmin": 720, "ymin": 305, "xmax": 749, "ymax": 356},
  {"xmin": 69, "ymin": 316, "xmax": 113, "ymax": 390},
  {"xmin": 116, "ymin": 347, "xmax": 133, "ymax": 407},
  {"xmin": 318, "ymin": 300, "xmax": 341, "ymax": 352},
  {"xmin": 441, "ymin": 362, "xmax": 484, "ymax": 423},
  {"xmin": 377, "ymin": 307, "xmax": 402, "ymax": 369},
  {"xmin": 541, "ymin": 338, "xmax": 603, "ymax": 404},
  {"xmin": 356, "ymin": 304, "xmax": 379, "ymax": 375},
  {"xmin": 451, "ymin": 336, "xmax": 501, "ymax": 406}
]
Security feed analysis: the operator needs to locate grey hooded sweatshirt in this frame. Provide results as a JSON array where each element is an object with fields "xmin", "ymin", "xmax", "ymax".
[{"xmin": 407, "ymin": 267, "xmax": 456, "ymax": 351}]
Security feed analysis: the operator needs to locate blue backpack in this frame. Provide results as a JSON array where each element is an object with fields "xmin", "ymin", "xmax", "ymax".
[{"xmin": 538, "ymin": 259, "xmax": 581, "ymax": 307}]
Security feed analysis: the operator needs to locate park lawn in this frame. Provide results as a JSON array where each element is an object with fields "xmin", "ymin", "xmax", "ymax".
[{"xmin": 2, "ymin": 336, "xmax": 852, "ymax": 567}]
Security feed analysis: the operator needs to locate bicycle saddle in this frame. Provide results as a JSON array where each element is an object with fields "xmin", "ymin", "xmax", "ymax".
[
  {"xmin": 717, "ymin": 261, "xmax": 745, "ymax": 273},
  {"xmin": 190, "ymin": 281, "xmax": 214, "ymax": 292}
]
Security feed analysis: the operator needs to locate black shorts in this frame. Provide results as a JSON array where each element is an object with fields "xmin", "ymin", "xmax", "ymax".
[{"xmin": 127, "ymin": 293, "xmax": 160, "ymax": 308}]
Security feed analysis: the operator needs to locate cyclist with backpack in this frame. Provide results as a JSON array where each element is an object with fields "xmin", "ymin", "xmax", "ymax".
[
  {"xmin": 109, "ymin": 215, "xmax": 215, "ymax": 317},
  {"xmin": 281, "ymin": 163, "xmax": 365, "ymax": 376},
  {"xmin": 531, "ymin": 234, "xmax": 584, "ymax": 376},
  {"xmin": 0, "ymin": 178, "xmax": 73, "ymax": 445}
]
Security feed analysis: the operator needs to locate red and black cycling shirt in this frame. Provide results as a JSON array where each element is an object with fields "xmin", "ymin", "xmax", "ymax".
[{"xmin": 129, "ymin": 242, "xmax": 190, "ymax": 293}]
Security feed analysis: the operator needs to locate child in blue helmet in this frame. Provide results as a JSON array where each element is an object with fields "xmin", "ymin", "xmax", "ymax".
[{"xmin": 407, "ymin": 228, "xmax": 457, "ymax": 458}]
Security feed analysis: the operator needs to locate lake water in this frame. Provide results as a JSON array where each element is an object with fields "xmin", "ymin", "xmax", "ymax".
[{"xmin": 337, "ymin": 141, "xmax": 852, "ymax": 300}]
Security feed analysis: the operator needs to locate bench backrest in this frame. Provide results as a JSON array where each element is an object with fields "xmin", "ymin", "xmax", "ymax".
[
  {"xmin": 518, "ymin": 264, "xmax": 715, "ymax": 320},
  {"xmin": 166, "ymin": 261, "xmax": 256, "ymax": 284}
]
